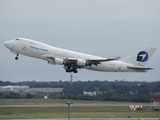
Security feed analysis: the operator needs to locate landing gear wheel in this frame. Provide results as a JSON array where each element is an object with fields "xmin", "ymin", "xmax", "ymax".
[
  {"xmin": 64, "ymin": 66, "xmax": 78, "ymax": 73},
  {"xmin": 73, "ymin": 69, "xmax": 78, "ymax": 73},
  {"xmin": 15, "ymin": 54, "xmax": 19, "ymax": 60},
  {"xmin": 15, "ymin": 56, "xmax": 18, "ymax": 60}
]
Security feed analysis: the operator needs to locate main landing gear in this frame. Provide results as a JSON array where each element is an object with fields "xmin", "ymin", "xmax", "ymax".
[
  {"xmin": 66, "ymin": 69, "xmax": 78, "ymax": 73},
  {"xmin": 15, "ymin": 54, "xmax": 19, "ymax": 60},
  {"xmin": 64, "ymin": 66, "xmax": 78, "ymax": 73}
]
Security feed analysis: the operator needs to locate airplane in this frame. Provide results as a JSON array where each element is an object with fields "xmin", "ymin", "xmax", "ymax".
[{"xmin": 4, "ymin": 38, "xmax": 156, "ymax": 73}]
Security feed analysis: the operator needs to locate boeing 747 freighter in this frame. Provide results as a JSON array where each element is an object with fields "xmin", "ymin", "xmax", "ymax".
[{"xmin": 4, "ymin": 38, "xmax": 156, "ymax": 73}]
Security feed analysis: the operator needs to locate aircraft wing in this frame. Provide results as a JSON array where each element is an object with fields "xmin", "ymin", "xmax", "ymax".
[
  {"xmin": 45, "ymin": 55, "xmax": 120, "ymax": 73},
  {"xmin": 46, "ymin": 56, "xmax": 120, "ymax": 66},
  {"xmin": 85, "ymin": 56, "xmax": 121, "ymax": 66}
]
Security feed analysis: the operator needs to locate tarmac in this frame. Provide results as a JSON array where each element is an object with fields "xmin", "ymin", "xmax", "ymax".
[{"xmin": 3, "ymin": 118, "xmax": 160, "ymax": 120}]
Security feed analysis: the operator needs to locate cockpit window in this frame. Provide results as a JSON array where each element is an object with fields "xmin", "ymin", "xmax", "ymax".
[{"xmin": 16, "ymin": 38, "xmax": 19, "ymax": 40}]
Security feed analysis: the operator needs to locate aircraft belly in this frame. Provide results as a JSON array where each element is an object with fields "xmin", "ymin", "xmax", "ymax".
[
  {"xmin": 87, "ymin": 62, "xmax": 133, "ymax": 72},
  {"xmin": 86, "ymin": 62, "xmax": 115, "ymax": 72}
]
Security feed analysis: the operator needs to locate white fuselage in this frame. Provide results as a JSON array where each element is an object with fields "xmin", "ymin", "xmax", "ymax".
[{"xmin": 4, "ymin": 38, "xmax": 147, "ymax": 72}]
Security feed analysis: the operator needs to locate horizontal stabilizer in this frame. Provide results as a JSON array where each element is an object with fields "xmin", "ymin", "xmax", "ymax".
[{"xmin": 127, "ymin": 66, "xmax": 153, "ymax": 70}]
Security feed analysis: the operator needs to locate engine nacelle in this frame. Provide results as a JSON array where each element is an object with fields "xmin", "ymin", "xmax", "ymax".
[
  {"xmin": 76, "ymin": 59, "xmax": 86, "ymax": 67},
  {"xmin": 48, "ymin": 58, "xmax": 63, "ymax": 65}
]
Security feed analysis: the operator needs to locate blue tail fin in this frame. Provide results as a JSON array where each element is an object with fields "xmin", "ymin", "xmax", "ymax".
[{"xmin": 122, "ymin": 46, "xmax": 156, "ymax": 66}]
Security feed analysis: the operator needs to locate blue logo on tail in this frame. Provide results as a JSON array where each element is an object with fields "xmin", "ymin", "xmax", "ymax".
[{"xmin": 137, "ymin": 51, "xmax": 148, "ymax": 62}]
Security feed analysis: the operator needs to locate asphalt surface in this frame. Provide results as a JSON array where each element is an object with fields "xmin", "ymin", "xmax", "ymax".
[
  {"xmin": 5, "ymin": 118, "xmax": 160, "ymax": 120},
  {"xmin": 0, "ymin": 102, "xmax": 152, "ymax": 107}
]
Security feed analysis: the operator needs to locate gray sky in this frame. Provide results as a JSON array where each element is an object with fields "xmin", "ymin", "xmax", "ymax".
[{"xmin": 0, "ymin": 0, "xmax": 160, "ymax": 82}]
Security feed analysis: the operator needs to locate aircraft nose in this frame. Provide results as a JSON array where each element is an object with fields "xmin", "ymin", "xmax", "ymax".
[
  {"xmin": 4, "ymin": 41, "xmax": 9, "ymax": 48},
  {"xmin": 4, "ymin": 40, "xmax": 14, "ymax": 49}
]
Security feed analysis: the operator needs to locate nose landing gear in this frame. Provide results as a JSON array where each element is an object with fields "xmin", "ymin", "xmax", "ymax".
[{"xmin": 15, "ymin": 54, "xmax": 19, "ymax": 60}]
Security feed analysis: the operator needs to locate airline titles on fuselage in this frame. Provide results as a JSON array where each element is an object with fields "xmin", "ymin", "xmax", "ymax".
[{"xmin": 29, "ymin": 45, "xmax": 48, "ymax": 52}]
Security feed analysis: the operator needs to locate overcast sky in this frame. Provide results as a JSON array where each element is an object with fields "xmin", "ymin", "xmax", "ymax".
[{"xmin": 0, "ymin": 0, "xmax": 160, "ymax": 82}]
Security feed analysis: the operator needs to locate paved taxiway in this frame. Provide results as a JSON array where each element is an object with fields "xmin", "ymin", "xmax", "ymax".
[
  {"xmin": 6, "ymin": 118, "xmax": 160, "ymax": 120},
  {"xmin": 0, "ymin": 102, "xmax": 152, "ymax": 107}
]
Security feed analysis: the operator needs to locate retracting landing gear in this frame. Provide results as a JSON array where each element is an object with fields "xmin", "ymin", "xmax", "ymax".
[{"xmin": 15, "ymin": 54, "xmax": 19, "ymax": 60}]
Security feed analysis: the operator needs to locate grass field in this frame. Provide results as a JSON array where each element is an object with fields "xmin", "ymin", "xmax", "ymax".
[{"xmin": 0, "ymin": 99, "xmax": 159, "ymax": 119}]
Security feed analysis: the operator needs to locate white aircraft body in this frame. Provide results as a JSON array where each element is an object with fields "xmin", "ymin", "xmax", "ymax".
[{"xmin": 4, "ymin": 38, "xmax": 156, "ymax": 73}]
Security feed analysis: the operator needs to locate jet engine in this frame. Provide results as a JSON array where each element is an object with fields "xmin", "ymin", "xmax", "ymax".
[
  {"xmin": 48, "ymin": 58, "xmax": 63, "ymax": 65},
  {"xmin": 76, "ymin": 59, "xmax": 86, "ymax": 67}
]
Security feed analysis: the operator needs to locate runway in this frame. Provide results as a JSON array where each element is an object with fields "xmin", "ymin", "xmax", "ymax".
[
  {"xmin": 0, "ymin": 102, "xmax": 152, "ymax": 107},
  {"xmin": 6, "ymin": 118, "xmax": 160, "ymax": 120}
]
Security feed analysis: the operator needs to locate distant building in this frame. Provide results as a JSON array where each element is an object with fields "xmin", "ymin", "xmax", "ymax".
[
  {"xmin": 1, "ymin": 85, "xmax": 29, "ymax": 91},
  {"xmin": 83, "ymin": 91, "xmax": 96, "ymax": 96},
  {"xmin": 0, "ymin": 85, "xmax": 63, "ymax": 96},
  {"xmin": 13, "ymin": 88, "xmax": 63, "ymax": 96},
  {"xmin": 0, "ymin": 87, "xmax": 11, "ymax": 92}
]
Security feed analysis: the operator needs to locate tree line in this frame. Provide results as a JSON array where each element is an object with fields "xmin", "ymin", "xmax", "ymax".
[{"xmin": 0, "ymin": 80, "xmax": 160, "ymax": 102}]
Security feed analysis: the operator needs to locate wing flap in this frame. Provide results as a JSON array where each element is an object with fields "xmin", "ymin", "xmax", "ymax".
[
  {"xmin": 86, "ymin": 56, "xmax": 121, "ymax": 66},
  {"xmin": 87, "ymin": 56, "xmax": 120, "ymax": 61}
]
